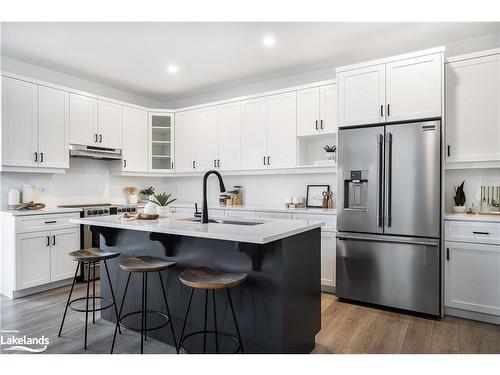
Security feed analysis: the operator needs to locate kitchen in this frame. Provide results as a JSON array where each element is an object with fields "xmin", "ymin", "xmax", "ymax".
[{"xmin": 0, "ymin": 9, "xmax": 500, "ymax": 374}]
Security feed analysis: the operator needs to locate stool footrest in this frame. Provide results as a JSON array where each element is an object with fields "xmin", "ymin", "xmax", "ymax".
[
  {"xmin": 179, "ymin": 330, "xmax": 241, "ymax": 354},
  {"xmin": 119, "ymin": 310, "xmax": 171, "ymax": 333},
  {"xmin": 68, "ymin": 296, "xmax": 115, "ymax": 313}
]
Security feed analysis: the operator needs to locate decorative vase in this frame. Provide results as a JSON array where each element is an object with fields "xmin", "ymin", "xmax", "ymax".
[
  {"xmin": 128, "ymin": 194, "xmax": 138, "ymax": 204},
  {"xmin": 325, "ymin": 152, "xmax": 336, "ymax": 161},
  {"xmin": 144, "ymin": 201, "xmax": 158, "ymax": 215},
  {"xmin": 157, "ymin": 206, "xmax": 170, "ymax": 218},
  {"xmin": 453, "ymin": 205, "xmax": 466, "ymax": 213}
]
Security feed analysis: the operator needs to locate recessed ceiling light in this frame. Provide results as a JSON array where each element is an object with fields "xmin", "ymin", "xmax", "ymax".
[
  {"xmin": 262, "ymin": 35, "xmax": 276, "ymax": 48},
  {"xmin": 167, "ymin": 64, "xmax": 179, "ymax": 74}
]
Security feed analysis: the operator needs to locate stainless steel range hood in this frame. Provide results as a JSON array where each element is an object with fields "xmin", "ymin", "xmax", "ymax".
[{"xmin": 69, "ymin": 144, "xmax": 122, "ymax": 160}]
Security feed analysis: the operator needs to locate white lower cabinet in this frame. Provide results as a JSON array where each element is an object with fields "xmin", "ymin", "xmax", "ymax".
[
  {"xmin": 320, "ymin": 231, "xmax": 336, "ymax": 288},
  {"xmin": 50, "ymin": 228, "xmax": 80, "ymax": 282},
  {"xmin": 445, "ymin": 240, "xmax": 500, "ymax": 316},
  {"xmin": 16, "ymin": 231, "xmax": 52, "ymax": 290}
]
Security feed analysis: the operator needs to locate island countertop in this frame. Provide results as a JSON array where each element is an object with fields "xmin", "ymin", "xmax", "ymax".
[{"xmin": 70, "ymin": 213, "xmax": 324, "ymax": 244}]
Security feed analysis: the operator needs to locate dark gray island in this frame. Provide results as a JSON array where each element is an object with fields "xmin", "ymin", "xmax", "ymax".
[{"xmin": 71, "ymin": 214, "xmax": 323, "ymax": 353}]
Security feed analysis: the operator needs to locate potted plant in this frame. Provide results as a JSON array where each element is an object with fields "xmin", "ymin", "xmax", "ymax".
[
  {"xmin": 140, "ymin": 186, "xmax": 155, "ymax": 202},
  {"xmin": 324, "ymin": 145, "xmax": 337, "ymax": 161},
  {"xmin": 123, "ymin": 186, "xmax": 139, "ymax": 204},
  {"xmin": 453, "ymin": 180, "xmax": 466, "ymax": 213},
  {"xmin": 149, "ymin": 193, "xmax": 177, "ymax": 218}
]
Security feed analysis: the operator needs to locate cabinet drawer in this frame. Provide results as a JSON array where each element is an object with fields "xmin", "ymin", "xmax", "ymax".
[
  {"xmin": 445, "ymin": 220, "xmax": 500, "ymax": 245},
  {"xmin": 16, "ymin": 213, "xmax": 80, "ymax": 233},
  {"xmin": 256, "ymin": 211, "xmax": 293, "ymax": 220},
  {"xmin": 293, "ymin": 213, "xmax": 336, "ymax": 232}
]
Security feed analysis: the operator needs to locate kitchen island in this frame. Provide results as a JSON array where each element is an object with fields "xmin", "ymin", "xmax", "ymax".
[{"xmin": 70, "ymin": 214, "xmax": 323, "ymax": 353}]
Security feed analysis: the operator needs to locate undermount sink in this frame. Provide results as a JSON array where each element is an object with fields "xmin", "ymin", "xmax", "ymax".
[{"xmin": 180, "ymin": 217, "xmax": 264, "ymax": 226}]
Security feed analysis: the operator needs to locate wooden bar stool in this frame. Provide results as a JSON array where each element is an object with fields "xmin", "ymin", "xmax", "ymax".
[
  {"xmin": 111, "ymin": 255, "xmax": 177, "ymax": 354},
  {"xmin": 177, "ymin": 267, "xmax": 247, "ymax": 354},
  {"xmin": 58, "ymin": 248, "xmax": 121, "ymax": 350}
]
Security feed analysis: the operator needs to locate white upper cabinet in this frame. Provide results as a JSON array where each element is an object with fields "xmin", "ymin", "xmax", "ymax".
[
  {"xmin": 149, "ymin": 113, "xmax": 173, "ymax": 171},
  {"xmin": 267, "ymin": 91, "xmax": 297, "ymax": 168},
  {"xmin": 122, "ymin": 107, "xmax": 148, "ymax": 172},
  {"xmin": 337, "ymin": 49, "xmax": 444, "ymax": 127},
  {"xmin": 195, "ymin": 106, "xmax": 219, "ymax": 171},
  {"xmin": 320, "ymin": 83, "xmax": 338, "ymax": 134},
  {"xmin": 445, "ymin": 51, "xmax": 500, "ymax": 163},
  {"xmin": 338, "ymin": 64, "xmax": 386, "ymax": 127},
  {"xmin": 38, "ymin": 86, "xmax": 69, "ymax": 168},
  {"xmin": 297, "ymin": 83, "xmax": 337, "ymax": 136},
  {"xmin": 69, "ymin": 93, "xmax": 98, "ymax": 146},
  {"xmin": 242, "ymin": 97, "xmax": 268, "ymax": 169},
  {"xmin": 218, "ymin": 102, "xmax": 242, "ymax": 171},
  {"xmin": 386, "ymin": 54, "xmax": 442, "ymax": 122},
  {"xmin": 297, "ymin": 87, "xmax": 320, "ymax": 136},
  {"xmin": 174, "ymin": 111, "xmax": 197, "ymax": 172},
  {"xmin": 97, "ymin": 100, "xmax": 123, "ymax": 149},
  {"xmin": 1, "ymin": 76, "xmax": 38, "ymax": 167}
]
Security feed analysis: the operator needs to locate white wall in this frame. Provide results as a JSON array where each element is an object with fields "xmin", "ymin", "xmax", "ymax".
[
  {"xmin": 445, "ymin": 169, "xmax": 500, "ymax": 212},
  {"xmin": 1, "ymin": 56, "xmax": 166, "ymax": 108}
]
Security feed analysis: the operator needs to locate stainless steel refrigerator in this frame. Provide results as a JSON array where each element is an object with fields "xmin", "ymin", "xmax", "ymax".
[{"xmin": 336, "ymin": 120, "xmax": 441, "ymax": 316}]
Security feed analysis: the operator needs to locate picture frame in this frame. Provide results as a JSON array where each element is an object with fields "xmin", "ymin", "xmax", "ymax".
[{"xmin": 306, "ymin": 184, "xmax": 330, "ymax": 208}]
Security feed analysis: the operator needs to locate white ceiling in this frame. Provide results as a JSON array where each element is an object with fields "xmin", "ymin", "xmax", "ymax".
[{"xmin": 1, "ymin": 22, "xmax": 499, "ymax": 101}]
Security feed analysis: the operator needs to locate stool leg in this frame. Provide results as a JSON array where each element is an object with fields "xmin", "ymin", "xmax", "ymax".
[
  {"xmin": 111, "ymin": 273, "xmax": 131, "ymax": 354},
  {"xmin": 144, "ymin": 272, "xmax": 148, "ymax": 341},
  {"xmin": 103, "ymin": 259, "xmax": 121, "ymax": 334},
  {"xmin": 58, "ymin": 261, "xmax": 80, "ymax": 337},
  {"xmin": 158, "ymin": 272, "xmax": 177, "ymax": 350},
  {"xmin": 203, "ymin": 289, "xmax": 208, "ymax": 353},
  {"xmin": 92, "ymin": 261, "xmax": 96, "ymax": 324},
  {"xmin": 226, "ymin": 289, "xmax": 244, "ymax": 354},
  {"xmin": 212, "ymin": 290, "xmax": 219, "ymax": 353},
  {"xmin": 84, "ymin": 262, "xmax": 91, "ymax": 349},
  {"xmin": 141, "ymin": 272, "xmax": 145, "ymax": 354},
  {"xmin": 177, "ymin": 288, "xmax": 194, "ymax": 354}
]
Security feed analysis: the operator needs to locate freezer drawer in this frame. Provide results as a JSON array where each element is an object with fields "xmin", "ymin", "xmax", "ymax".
[{"xmin": 336, "ymin": 232, "xmax": 440, "ymax": 315}]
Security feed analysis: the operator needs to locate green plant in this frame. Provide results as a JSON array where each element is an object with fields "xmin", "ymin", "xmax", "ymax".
[
  {"xmin": 453, "ymin": 181, "xmax": 466, "ymax": 206},
  {"xmin": 324, "ymin": 145, "xmax": 337, "ymax": 153},
  {"xmin": 150, "ymin": 193, "xmax": 177, "ymax": 207},
  {"xmin": 140, "ymin": 186, "xmax": 155, "ymax": 196}
]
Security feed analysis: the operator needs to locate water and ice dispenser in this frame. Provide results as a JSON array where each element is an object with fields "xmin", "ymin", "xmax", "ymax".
[{"xmin": 342, "ymin": 170, "xmax": 369, "ymax": 211}]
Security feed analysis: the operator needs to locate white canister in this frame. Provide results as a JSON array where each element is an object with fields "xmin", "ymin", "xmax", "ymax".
[
  {"xmin": 157, "ymin": 206, "xmax": 169, "ymax": 218},
  {"xmin": 22, "ymin": 184, "xmax": 36, "ymax": 203},
  {"xmin": 128, "ymin": 194, "xmax": 138, "ymax": 204},
  {"xmin": 8, "ymin": 187, "xmax": 21, "ymax": 209}
]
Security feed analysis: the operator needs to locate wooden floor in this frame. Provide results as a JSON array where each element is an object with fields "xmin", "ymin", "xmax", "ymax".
[{"xmin": 1, "ymin": 282, "xmax": 499, "ymax": 354}]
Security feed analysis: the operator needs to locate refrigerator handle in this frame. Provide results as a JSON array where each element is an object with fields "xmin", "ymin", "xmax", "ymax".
[
  {"xmin": 386, "ymin": 132, "xmax": 393, "ymax": 227},
  {"xmin": 376, "ymin": 133, "xmax": 384, "ymax": 227}
]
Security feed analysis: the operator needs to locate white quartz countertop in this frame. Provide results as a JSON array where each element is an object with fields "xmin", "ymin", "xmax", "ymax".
[
  {"xmin": 445, "ymin": 212, "xmax": 500, "ymax": 223},
  {"xmin": 70, "ymin": 213, "xmax": 324, "ymax": 244},
  {"xmin": 0, "ymin": 207, "xmax": 82, "ymax": 216},
  {"xmin": 156, "ymin": 202, "xmax": 337, "ymax": 215}
]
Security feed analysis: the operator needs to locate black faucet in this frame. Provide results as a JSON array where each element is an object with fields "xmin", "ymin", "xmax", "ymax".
[{"xmin": 202, "ymin": 170, "xmax": 226, "ymax": 223}]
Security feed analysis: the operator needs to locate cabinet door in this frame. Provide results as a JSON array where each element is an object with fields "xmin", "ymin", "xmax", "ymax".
[
  {"xmin": 242, "ymin": 97, "xmax": 268, "ymax": 169},
  {"xmin": 1, "ymin": 76, "xmax": 38, "ymax": 167},
  {"xmin": 338, "ymin": 64, "xmax": 385, "ymax": 127},
  {"xmin": 446, "ymin": 54, "xmax": 500, "ymax": 163},
  {"xmin": 297, "ymin": 87, "xmax": 320, "ymax": 136},
  {"xmin": 174, "ymin": 111, "xmax": 197, "ymax": 172},
  {"xmin": 16, "ymin": 231, "xmax": 51, "ymax": 289},
  {"xmin": 97, "ymin": 100, "xmax": 123, "ymax": 149},
  {"xmin": 150, "ymin": 113, "xmax": 173, "ymax": 171},
  {"xmin": 320, "ymin": 83, "xmax": 338, "ymax": 134},
  {"xmin": 38, "ymin": 86, "xmax": 69, "ymax": 168},
  {"xmin": 218, "ymin": 102, "xmax": 242, "ymax": 171},
  {"xmin": 50, "ymin": 228, "xmax": 80, "ymax": 282},
  {"xmin": 70, "ymin": 93, "xmax": 98, "ymax": 146},
  {"xmin": 320, "ymin": 231, "xmax": 336, "ymax": 287},
  {"xmin": 386, "ymin": 53, "xmax": 442, "ymax": 122},
  {"xmin": 123, "ymin": 107, "xmax": 148, "ymax": 172},
  {"xmin": 267, "ymin": 92, "xmax": 297, "ymax": 169},
  {"xmin": 445, "ymin": 241, "xmax": 500, "ymax": 316},
  {"xmin": 195, "ymin": 107, "xmax": 219, "ymax": 171}
]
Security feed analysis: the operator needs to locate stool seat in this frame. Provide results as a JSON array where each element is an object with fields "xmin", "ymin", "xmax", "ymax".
[
  {"xmin": 119, "ymin": 255, "xmax": 177, "ymax": 273},
  {"xmin": 69, "ymin": 248, "xmax": 120, "ymax": 262},
  {"xmin": 179, "ymin": 267, "xmax": 247, "ymax": 290}
]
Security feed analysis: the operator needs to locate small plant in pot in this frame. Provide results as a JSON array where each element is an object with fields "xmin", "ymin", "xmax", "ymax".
[
  {"xmin": 149, "ymin": 193, "xmax": 177, "ymax": 218},
  {"xmin": 453, "ymin": 180, "xmax": 466, "ymax": 213},
  {"xmin": 324, "ymin": 145, "xmax": 337, "ymax": 161},
  {"xmin": 139, "ymin": 186, "xmax": 155, "ymax": 202}
]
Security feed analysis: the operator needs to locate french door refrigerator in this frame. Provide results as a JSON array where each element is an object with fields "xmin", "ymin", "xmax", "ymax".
[{"xmin": 336, "ymin": 120, "xmax": 441, "ymax": 316}]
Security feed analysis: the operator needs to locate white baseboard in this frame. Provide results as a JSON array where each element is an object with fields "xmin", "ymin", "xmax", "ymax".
[
  {"xmin": 5, "ymin": 278, "xmax": 75, "ymax": 299},
  {"xmin": 445, "ymin": 306, "xmax": 500, "ymax": 325}
]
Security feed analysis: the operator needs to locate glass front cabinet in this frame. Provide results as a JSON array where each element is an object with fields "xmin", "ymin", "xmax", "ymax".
[{"xmin": 149, "ymin": 112, "xmax": 174, "ymax": 171}]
